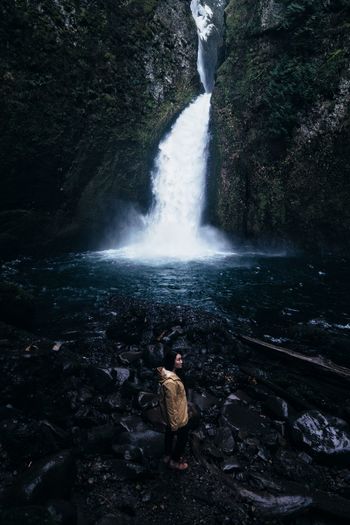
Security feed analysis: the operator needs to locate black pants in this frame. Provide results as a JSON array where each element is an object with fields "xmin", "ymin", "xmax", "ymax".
[{"xmin": 164, "ymin": 424, "xmax": 189, "ymax": 462}]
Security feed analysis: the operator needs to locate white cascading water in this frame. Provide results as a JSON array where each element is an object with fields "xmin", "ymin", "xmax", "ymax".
[{"xmin": 112, "ymin": 0, "xmax": 231, "ymax": 260}]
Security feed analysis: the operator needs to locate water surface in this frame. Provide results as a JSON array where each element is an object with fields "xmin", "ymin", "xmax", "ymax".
[{"xmin": 1, "ymin": 251, "xmax": 349, "ymax": 364}]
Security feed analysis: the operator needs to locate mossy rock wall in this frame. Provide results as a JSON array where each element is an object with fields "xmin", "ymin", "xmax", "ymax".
[
  {"xmin": 0, "ymin": 0, "xmax": 198, "ymax": 254},
  {"xmin": 212, "ymin": 0, "xmax": 350, "ymax": 252}
]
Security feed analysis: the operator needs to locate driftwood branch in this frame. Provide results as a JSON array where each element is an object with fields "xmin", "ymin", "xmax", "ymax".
[{"xmin": 238, "ymin": 335, "xmax": 350, "ymax": 382}]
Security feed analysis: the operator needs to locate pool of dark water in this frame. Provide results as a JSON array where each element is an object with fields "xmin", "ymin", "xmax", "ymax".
[{"xmin": 1, "ymin": 250, "xmax": 349, "ymax": 363}]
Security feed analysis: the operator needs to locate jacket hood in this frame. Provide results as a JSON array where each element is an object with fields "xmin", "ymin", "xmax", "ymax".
[{"xmin": 156, "ymin": 367, "xmax": 180, "ymax": 384}]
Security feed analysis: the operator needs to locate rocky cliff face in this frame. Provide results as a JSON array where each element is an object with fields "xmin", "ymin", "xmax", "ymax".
[
  {"xmin": 212, "ymin": 0, "xmax": 350, "ymax": 252},
  {"xmin": 0, "ymin": 0, "xmax": 198, "ymax": 254}
]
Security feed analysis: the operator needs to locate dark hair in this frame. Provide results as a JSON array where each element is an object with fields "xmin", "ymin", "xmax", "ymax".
[{"xmin": 163, "ymin": 350, "xmax": 182, "ymax": 371}]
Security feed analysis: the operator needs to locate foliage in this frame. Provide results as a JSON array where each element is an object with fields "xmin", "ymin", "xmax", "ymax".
[{"xmin": 0, "ymin": 0, "xmax": 174, "ymax": 211}]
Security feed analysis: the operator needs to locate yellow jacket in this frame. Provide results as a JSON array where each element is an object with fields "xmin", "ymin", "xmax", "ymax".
[{"xmin": 157, "ymin": 367, "xmax": 188, "ymax": 431}]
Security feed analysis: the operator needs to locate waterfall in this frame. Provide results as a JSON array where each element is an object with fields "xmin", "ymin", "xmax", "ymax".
[
  {"xmin": 113, "ymin": 0, "xmax": 230, "ymax": 260},
  {"xmin": 190, "ymin": 0, "xmax": 215, "ymax": 93}
]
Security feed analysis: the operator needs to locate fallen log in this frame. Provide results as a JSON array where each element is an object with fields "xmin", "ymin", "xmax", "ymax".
[{"xmin": 238, "ymin": 335, "xmax": 350, "ymax": 382}]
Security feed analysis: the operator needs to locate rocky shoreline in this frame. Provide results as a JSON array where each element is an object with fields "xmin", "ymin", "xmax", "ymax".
[{"xmin": 1, "ymin": 296, "xmax": 350, "ymax": 525}]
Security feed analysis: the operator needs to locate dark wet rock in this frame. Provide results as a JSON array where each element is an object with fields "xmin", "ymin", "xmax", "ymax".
[
  {"xmin": 99, "ymin": 392, "xmax": 129, "ymax": 413},
  {"xmin": 96, "ymin": 515, "xmax": 132, "ymax": 525},
  {"xmin": 137, "ymin": 392, "xmax": 159, "ymax": 410},
  {"xmin": 143, "ymin": 406, "xmax": 165, "ymax": 430},
  {"xmin": 9, "ymin": 449, "xmax": 75, "ymax": 505},
  {"xmin": 106, "ymin": 301, "xmax": 148, "ymax": 344},
  {"xmin": 84, "ymin": 425, "xmax": 120, "ymax": 453},
  {"xmin": 273, "ymin": 420, "xmax": 286, "ymax": 437},
  {"xmin": 222, "ymin": 457, "xmax": 242, "ymax": 473},
  {"xmin": 85, "ymin": 367, "xmax": 114, "ymax": 392},
  {"xmin": 274, "ymin": 449, "xmax": 314, "ymax": 481},
  {"xmin": 189, "ymin": 390, "xmax": 219, "ymax": 412},
  {"xmin": 222, "ymin": 400, "xmax": 269, "ymax": 437},
  {"xmin": 143, "ymin": 344, "xmax": 165, "ymax": 368},
  {"xmin": 73, "ymin": 406, "xmax": 109, "ymax": 428},
  {"xmin": 263, "ymin": 395, "xmax": 289, "ymax": 420},
  {"xmin": 112, "ymin": 444, "xmax": 143, "ymax": 463},
  {"xmin": 66, "ymin": 386, "xmax": 94, "ymax": 411},
  {"xmin": 46, "ymin": 499, "xmax": 77, "ymax": 525},
  {"xmin": 114, "ymin": 368, "xmax": 131, "ymax": 386},
  {"xmin": 3, "ymin": 296, "xmax": 350, "ymax": 523},
  {"xmin": 238, "ymin": 487, "xmax": 313, "ymax": 517},
  {"xmin": 120, "ymin": 416, "xmax": 147, "ymax": 433},
  {"xmin": 256, "ymin": 446, "xmax": 271, "ymax": 462},
  {"xmin": 171, "ymin": 336, "xmax": 190, "ymax": 351},
  {"xmin": 111, "ymin": 459, "xmax": 149, "ymax": 480},
  {"xmin": 0, "ymin": 505, "xmax": 55, "ymax": 524},
  {"xmin": 298, "ymin": 451, "xmax": 313, "ymax": 464},
  {"xmin": 115, "ymin": 430, "xmax": 164, "ymax": 459},
  {"xmin": 122, "ymin": 380, "xmax": 144, "ymax": 397},
  {"xmin": 41, "ymin": 421, "xmax": 70, "ymax": 444},
  {"xmin": 161, "ymin": 326, "xmax": 183, "ymax": 343},
  {"xmin": 0, "ymin": 416, "xmax": 62, "ymax": 462},
  {"xmin": 229, "ymin": 390, "xmax": 253, "ymax": 405},
  {"xmin": 0, "ymin": 281, "xmax": 35, "ymax": 329},
  {"xmin": 291, "ymin": 410, "xmax": 350, "ymax": 461},
  {"xmin": 187, "ymin": 401, "xmax": 201, "ymax": 430},
  {"xmin": 85, "ymin": 366, "xmax": 130, "ymax": 392},
  {"xmin": 203, "ymin": 443, "xmax": 224, "ymax": 460},
  {"xmin": 119, "ymin": 351, "xmax": 142, "ymax": 365},
  {"xmin": 0, "ymin": 404, "xmax": 20, "ymax": 421},
  {"xmin": 261, "ymin": 429, "xmax": 282, "ymax": 450},
  {"xmin": 214, "ymin": 427, "xmax": 235, "ymax": 455},
  {"xmin": 95, "ymin": 517, "xmax": 119, "ymax": 525}
]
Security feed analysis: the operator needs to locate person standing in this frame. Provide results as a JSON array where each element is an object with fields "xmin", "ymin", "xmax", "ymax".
[{"xmin": 157, "ymin": 351, "xmax": 189, "ymax": 471}]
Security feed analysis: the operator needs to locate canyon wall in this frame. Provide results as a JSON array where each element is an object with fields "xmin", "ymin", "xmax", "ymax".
[
  {"xmin": 0, "ymin": 0, "xmax": 198, "ymax": 254},
  {"xmin": 212, "ymin": 0, "xmax": 350, "ymax": 252}
]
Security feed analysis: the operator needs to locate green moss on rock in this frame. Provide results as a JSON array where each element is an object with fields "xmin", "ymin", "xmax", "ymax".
[
  {"xmin": 0, "ymin": 0, "xmax": 198, "ymax": 253},
  {"xmin": 212, "ymin": 0, "xmax": 350, "ymax": 251}
]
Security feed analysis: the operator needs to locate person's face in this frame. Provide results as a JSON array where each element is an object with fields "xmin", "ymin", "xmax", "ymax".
[{"xmin": 174, "ymin": 354, "xmax": 183, "ymax": 370}]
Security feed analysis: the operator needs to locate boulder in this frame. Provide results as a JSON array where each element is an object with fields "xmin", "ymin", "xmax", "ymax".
[
  {"xmin": 291, "ymin": 410, "xmax": 350, "ymax": 462},
  {"xmin": 100, "ymin": 392, "xmax": 129, "ymax": 412},
  {"xmin": 143, "ymin": 406, "xmax": 165, "ymax": 429},
  {"xmin": 106, "ymin": 301, "xmax": 148, "ymax": 343},
  {"xmin": 46, "ymin": 499, "xmax": 77, "ymax": 525},
  {"xmin": 120, "ymin": 416, "xmax": 147, "ymax": 433},
  {"xmin": 263, "ymin": 395, "xmax": 289, "ymax": 420},
  {"xmin": 119, "ymin": 351, "xmax": 142, "ymax": 365},
  {"xmin": 189, "ymin": 390, "xmax": 219, "ymax": 412},
  {"xmin": 0, "ymin": 506, "xmax": 55, "ymax": 524},
  {"xmin": 238, "ymin": 488, "xmax": 313, "ymax": 517},
  {"xmin": 137, "ymin": 392, "xmax": 159, "ymax": 410},
  {"xmin": 115, "ymin": 430, "xmax": 163, "ymax": 459},
  {"xmin": 85, "ymin": 367, "xmax": 114, "ymax": 392},
  {"xmin": 84, "ymin": 424, "xmax": 120, "ymax": 452},
  {"xmin": 143, "ymin": 344, "xmax": 164, "ymax": 367},
  {"xmin": 222, "ymin": 457, "xmax": 242, "ymax": 473},
  {"xmin": 112, "ymin": 444, "xmax": 143, "ymax": 463},
  {"xmin": 214, "ymin": 427, "xmax": 235, "ymax": 455},
  {"xmin": 111, "ymin": 459, "xmax": 149, "ymax": 480},
  {"xmin": 9, "ymin": 450, "xmax": 75, "ymax": 505},
  {"xmin": 86, "ymin": 367, "xmax": 130, "ymax": 392},
  {"xmin": 0, "ymin": 416, "xmax": 62, "ymax": 462},
  {"xmin": 222, "ymin": 401, "xmax": 268, "ymax": 437}
]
